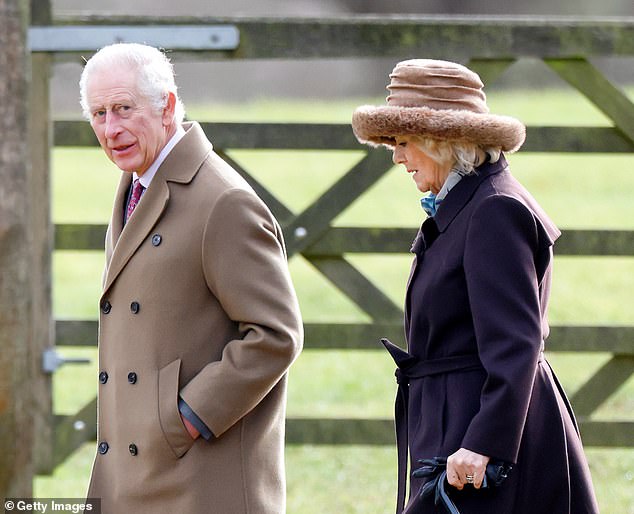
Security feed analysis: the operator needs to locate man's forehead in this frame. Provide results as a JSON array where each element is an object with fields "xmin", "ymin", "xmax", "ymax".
[
  {"xmin": 87, "ymin": 70, "xmax": 140, "ymax": 106},
  {"xmin": 89, "ymin": 86, "xmax": 136, "ymax": 104}
]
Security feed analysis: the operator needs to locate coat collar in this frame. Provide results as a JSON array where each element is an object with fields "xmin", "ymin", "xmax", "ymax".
[
  {"xmin": 434, "ymin": 153, "xmax": 560, "ymax": 245},
  {"xmin": 410, "ymin": 155, "xmax": 508, "ymax": 255},
  {"xmin": 103, "ymin": 122, "xmax": 212, "ymax": 293},
  {"xmin": 409, "ymin": 152, "xmax": 560, "ymax": 254},
  {"xmin": 433, "ymin": 154, "xmax": 508, "ymax": 233}
]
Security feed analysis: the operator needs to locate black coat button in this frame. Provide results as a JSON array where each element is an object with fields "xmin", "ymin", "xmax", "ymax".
[
  {"xmin": 128, "ymin": 443, "xmax": 138, "ymax": 456},
  {"xmin": 98, "ymin": 441, "xmax": 109, "ymax": 454},
  {"xmin": 127, "ymin": 372, "xmax": 137, "ymax": 384},
  {"xmin": 151, "ymin": 234, "xmax": 162, "ymax": 246},
  {"xmin": 130, "ymin": 301, "xmax": 140, "ymax": 314},
  {"xmin": 101, "ymin": 300, "xmax": 112, "ymax": 314},
  {"xmin": 99, "ymin": 371, "xmax": 108, "ymax": 384}
]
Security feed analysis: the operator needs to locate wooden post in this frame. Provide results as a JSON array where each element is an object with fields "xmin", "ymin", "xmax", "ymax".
[
  {"xmin": 0, "ymin": 0, "xmax": 35, "ymax": 497},
  {"xmin": 29, "ymin": 0, "xmax": 54, "ymax": 476}
]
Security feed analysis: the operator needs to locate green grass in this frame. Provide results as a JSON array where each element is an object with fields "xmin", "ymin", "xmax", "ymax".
[{"xmin": 37, "ymin": 91, "xmax": 634, "ymax": 513}]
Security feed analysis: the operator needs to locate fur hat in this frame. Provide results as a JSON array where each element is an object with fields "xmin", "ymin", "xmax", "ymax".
[{"xmin": 352, "ymin": 59, "xmax": 525, "ymax": 152}]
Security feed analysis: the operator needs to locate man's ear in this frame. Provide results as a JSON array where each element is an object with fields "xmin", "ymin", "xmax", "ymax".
[{"xmin": 162, "ymin": 92, "xmax": 177, "ymax": 125}]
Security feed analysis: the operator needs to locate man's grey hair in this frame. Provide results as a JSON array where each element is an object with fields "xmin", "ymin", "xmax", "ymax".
[{"xmin": 79, "ymin": 43, "xmax": 185, "ymax": 124}]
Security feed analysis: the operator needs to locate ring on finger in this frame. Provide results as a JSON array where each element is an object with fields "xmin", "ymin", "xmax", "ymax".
[{"xmin": 465, "ymin": 474, "xmax": 475, "ymax": 484}]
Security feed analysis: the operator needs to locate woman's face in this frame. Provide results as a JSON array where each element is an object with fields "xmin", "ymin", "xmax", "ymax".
[{"xmin": 392, "ymin": 136, "xmax": 451, "ymax": 194}]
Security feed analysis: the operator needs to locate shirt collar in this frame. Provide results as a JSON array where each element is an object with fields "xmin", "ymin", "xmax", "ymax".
[{"xmin": 134, "ymin": 124, "xmax": 186, "ymax": 189}]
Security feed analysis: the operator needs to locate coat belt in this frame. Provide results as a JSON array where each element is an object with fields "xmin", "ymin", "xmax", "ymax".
[{"xmin": 381, "ymin": 338, "xmax": 483, "ymax": 514}]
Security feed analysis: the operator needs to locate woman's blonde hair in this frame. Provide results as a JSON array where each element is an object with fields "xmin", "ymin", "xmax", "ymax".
[{"xmin": 412, "ymin": 137, "xmax": 501, "ymax": 175}]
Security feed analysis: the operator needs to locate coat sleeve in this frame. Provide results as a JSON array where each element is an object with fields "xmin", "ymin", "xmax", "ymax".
[
  {"xmin": 460, "ymin": 194, "xmax": 544, "ymax": 464},
  {"xmin": 179, "ymin": 187, "xmax": 303, "ymax": 437}
]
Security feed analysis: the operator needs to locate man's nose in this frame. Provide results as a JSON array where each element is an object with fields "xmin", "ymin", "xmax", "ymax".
[{"xmin": 104, "ymin": 112, "xmax": 121, "ymax": 139}]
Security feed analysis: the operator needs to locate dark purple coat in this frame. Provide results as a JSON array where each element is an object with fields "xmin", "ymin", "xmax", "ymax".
[{"xmin": 397, "ymin": 156, "xmax": 599, "ymax": 513}]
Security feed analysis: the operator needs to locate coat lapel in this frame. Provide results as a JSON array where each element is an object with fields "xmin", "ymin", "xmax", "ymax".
[
  {"xmin": 403, "ymin": 156, "xmax": 508, "ymax": 337},
  {"xmin": 103, "ymin": 176, "xmax": 170, "ymax": 293},
  {"xmin": 104, "ymin": 173, "xmax": 129, "ymax": 268},
  {"xmin": 103, "ymin": 122, "xmax": 212, "ymax": 294},
  {"xmin": 404, "ymin": 217, "xmax": 439, "ymax": 334},
  {"xmin": 433, "ymin": 155, "xmax": 508, "ymax": 234}
]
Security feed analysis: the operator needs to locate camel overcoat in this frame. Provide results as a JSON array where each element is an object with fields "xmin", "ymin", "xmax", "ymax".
[
  {"xmin": 393, "ymin": 156, "xmax": 599, "ymax": 513},
  {"xmin": 87, "ymin": 122, "xmax": 303, "ymax": 514}
]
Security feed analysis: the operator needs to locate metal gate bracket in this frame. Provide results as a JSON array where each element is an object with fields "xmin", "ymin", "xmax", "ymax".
[{"xmin": 29, "ymin": 25, "xmax": 240, "ymax": 52}]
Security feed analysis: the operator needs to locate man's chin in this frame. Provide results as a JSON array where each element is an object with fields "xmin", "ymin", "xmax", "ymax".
[{"xmin": 111, "ymin": 158, "xmax": 137, "ymax": 173}]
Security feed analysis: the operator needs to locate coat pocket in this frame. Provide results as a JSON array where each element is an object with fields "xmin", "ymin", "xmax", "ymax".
[{"xmin": 158, "ymin": 358, "xmax": 196, "ymax": 458}]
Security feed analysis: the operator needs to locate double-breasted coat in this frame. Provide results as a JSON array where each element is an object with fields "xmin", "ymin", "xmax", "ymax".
[
  {"xmin": 87, "ymin": 122, "xmax": 303, "ymax": 513},
  {"xmin": 390, "ymin": 156, "xmax": 599, "ymax": 513}
]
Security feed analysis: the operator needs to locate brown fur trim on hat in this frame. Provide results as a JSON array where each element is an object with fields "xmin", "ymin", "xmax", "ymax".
[{"xmin": 352, "ymin": 105, "xmax": 526, "ymax": 153}]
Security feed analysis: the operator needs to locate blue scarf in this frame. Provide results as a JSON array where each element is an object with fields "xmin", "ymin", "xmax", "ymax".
[
  {"xmin": 419, "ymin": 170, "xmax": 466, "ymax": 217},
  {"xmin": 420, "ymin": 194, "xmax": 439, "ymax": 217}
]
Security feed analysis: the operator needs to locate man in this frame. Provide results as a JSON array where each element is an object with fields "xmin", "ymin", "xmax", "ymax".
[{"xmin": 79, "ymin": 43, "xmax": 303, "ymax": 513}]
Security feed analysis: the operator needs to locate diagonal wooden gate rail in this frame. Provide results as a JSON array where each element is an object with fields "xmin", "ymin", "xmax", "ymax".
[{"xmin": 29, "ymin": 10, "xmax": 634, "ymax": 473}]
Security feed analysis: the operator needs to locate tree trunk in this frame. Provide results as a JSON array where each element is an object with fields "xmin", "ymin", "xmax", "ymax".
[{"xmin": 0, "ymin": 0, "xmax": 34, "ymax": 497}]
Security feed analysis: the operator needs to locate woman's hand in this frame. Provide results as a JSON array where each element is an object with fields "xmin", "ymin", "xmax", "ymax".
[{"xmin": 446, "ymin": 448, "xmax": 490, "ymax": 490}]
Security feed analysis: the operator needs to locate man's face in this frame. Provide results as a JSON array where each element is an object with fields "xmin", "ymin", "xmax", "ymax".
[{"xmin": 86, "ymin": 66, "xmax": 171, "ymax": 175}]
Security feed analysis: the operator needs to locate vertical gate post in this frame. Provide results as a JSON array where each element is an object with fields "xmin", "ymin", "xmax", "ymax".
[
  {"xmin": 0, "ymin": 0, "xmax": 35, "ymax": 497},
  {"xmin": 29, "ymin": 0, "xmax": 54, "ymax": 476}
]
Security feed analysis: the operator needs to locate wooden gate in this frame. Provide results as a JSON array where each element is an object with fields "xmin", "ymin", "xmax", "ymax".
[{"xmin": 28, "ymin": 7, "xmax": 634, "ymax": 473}]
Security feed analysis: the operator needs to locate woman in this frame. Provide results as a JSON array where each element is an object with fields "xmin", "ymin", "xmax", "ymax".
[{"xmin": 352, "ymin": 59, "xmax": 599, "ymax": 514}]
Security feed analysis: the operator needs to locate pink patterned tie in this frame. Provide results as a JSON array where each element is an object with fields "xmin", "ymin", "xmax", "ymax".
[{"xmin": 125, "ymin": 179, "xmax": 145, "ymax": 222}]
